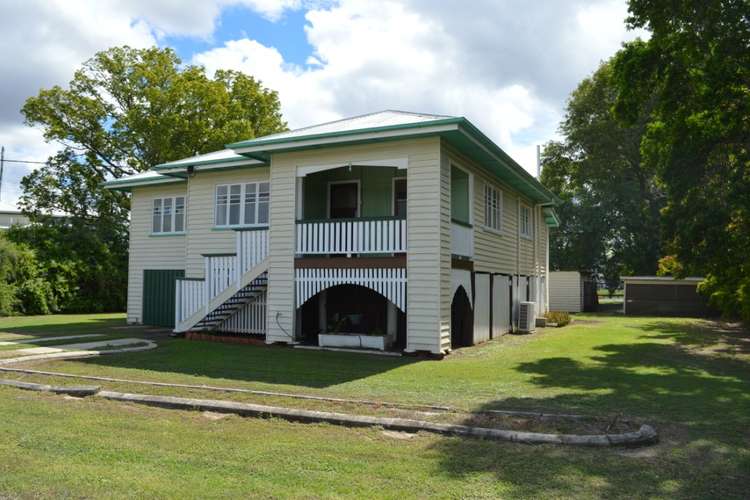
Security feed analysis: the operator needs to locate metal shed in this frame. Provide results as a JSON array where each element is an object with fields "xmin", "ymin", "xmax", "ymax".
[
  {"xmin": 623, "ymin": 276, "xmax": 712, "ymax": 317},
  {"xmin": 549, "ymin": 271, "xmax": 598, "ymax": 313}
]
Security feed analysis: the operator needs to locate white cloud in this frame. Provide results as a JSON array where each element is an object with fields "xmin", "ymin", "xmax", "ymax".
[{"xmin": 192, "ymin": 0, "xmax": 642, "ymax": 172}]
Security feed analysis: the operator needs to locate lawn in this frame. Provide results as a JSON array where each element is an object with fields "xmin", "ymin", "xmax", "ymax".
[{"xmin": 0, "ymin": 312, "xmax": 748, "ymax": 498}]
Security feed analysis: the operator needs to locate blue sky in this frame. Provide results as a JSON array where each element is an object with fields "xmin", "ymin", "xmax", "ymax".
[{"xmin": 0, "ymin": 0, "xmax": 644, "ymax": 210}]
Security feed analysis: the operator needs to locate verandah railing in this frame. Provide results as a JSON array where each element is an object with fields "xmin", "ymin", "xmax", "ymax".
[{"xmin": 295, "ymin": 217, "xmax": 406, "ymax": 255}]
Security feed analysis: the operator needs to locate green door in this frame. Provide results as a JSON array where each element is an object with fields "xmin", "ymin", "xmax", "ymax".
[{"xmin": 142, "ymin": 269, "xmax": 185, "ymax": 327}]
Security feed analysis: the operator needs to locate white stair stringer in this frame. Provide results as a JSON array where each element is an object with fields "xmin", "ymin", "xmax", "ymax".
[{"xmin": 175, "ymin": 258, "xmax": 268, "ymax": 333}]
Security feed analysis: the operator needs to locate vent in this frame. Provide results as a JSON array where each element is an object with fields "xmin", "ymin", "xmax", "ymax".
[{"xmin": 519, "ymin": 301, "xmax": 536, "ymax": 333}]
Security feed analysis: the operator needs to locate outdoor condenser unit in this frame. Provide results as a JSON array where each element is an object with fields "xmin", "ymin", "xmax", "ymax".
[{"xmin": 518, "ymin": 301, "xmax": 537, "ymax": 333}]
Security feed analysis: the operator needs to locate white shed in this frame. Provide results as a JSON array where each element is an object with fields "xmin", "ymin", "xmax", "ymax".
[{"xmin": 548, "ymin": 271, "xmax": 584, "ymax": 312}]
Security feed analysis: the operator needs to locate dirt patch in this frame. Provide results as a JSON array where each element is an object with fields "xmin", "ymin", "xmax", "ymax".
[
  {"xmin": 572, "ymin": 319, "xmax": 604, "ymax": 325},
  {"xmin": 382, "ymin": 430, "xmax": 417, "ymax": 440},
  {"xmin": 202, "ymin": 411, "xmax": 231, "ymax": 421}
]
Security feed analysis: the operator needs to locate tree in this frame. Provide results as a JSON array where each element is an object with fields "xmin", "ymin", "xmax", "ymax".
[
  {"xmin": 613, "ymin": 0, "xmax": 750, "ymax": 321},
  {"xmin": 12, "ymin": 46, "xmax": 287, "ymax": 313},
  {"xmin": 541, "ymin": 60, "xmax": 664, "ymax": 291}
]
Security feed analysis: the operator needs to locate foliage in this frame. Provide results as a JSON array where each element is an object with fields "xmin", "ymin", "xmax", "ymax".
[
  {"xmin": 613, "ymin": 1, "xmax": 750, "ymax": 322},
  {"xmin": 656, "ymin": 255, "xmax": 684, "ymax": 277},
  {"xmin": 15, "ymin": 46, "xmax": 287, "ymax": 314},
  {"xmin": 541, "ymin": 60, "xmax": 664, "ymax": 287},
  {"xmin": 544, "ymin": 311, "xmax": 571, "ymax": 327},
  {"xmin": 0, "ymin": 233, "xmax": 54, "ymax": 315}
]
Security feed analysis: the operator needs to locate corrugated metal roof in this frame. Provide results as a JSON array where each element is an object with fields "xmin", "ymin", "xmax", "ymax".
[
  {"xmin": 155, "ymin": 148, "xmax": 261, "ymax": 170},
  {"xmin": 229, "ymin": 110, "xmax": 455, "ymax": 148},
  {"xmin": 103, "ymin": 170, "xmax": 184, "ymax": 190}
]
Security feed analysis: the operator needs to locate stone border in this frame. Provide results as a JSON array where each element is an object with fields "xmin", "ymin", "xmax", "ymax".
[
  {"xmin": 0, "ymin": 378, "xmax": 100, "ymax": 397},
  {"xmin": 0, "ymin": 378, "xmax": 658, "ymax": 447}
]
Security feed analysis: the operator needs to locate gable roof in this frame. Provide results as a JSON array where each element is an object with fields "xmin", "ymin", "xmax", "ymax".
[
  {"xmin": 153, "ymin": 148, "xmax": 265, "ymax": 176},
  {"xmin": 103, "ymin": 170, "xmax": 184, "ymax": 191}
]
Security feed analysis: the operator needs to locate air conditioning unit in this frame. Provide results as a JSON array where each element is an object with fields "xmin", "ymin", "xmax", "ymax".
[{"xmin": 519, "ymin": 301, "xmax": 537, "ymax": 333}]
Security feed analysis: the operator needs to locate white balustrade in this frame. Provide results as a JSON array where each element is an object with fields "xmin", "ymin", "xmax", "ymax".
[
  {"xmin": 205, "ymin": 254, "xmax": 237, "ymax": 300},
  {"xmin": 236, "ymin": 228, "xmax": 269, "ymax": 274},
  {"xmin": 175, "ymin": 278, "xmax": 206, "ymax": 325},
  {"xmin": 295, "ymin": 267, "xmax": 407, "ymax": 312},
  {"xmin": 296, "ymin": 218, "xmax": 406, "ymax": 255},
  {"xmin": 451, "ymin": 222, "xmax": 474, "ymax": 258}
]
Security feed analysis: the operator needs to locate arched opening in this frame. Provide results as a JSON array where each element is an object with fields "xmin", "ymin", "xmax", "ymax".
[
  {"xmin": 451, "ymin": 286, "xmax": 473, "ymax": 349},
  {"xmin": 299, "ymin": 284, "xmax": 406, "ymax": 349}
]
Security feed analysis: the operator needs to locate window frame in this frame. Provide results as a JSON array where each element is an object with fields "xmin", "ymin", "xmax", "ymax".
[
  {"xmin": 214, "ymin": 181, "xmax": 270, "ymax": 228},
  {"xmin": 482, "ymin": 182, "xmax": 503, "ymax": 234},
  {"xmin": 449, "ymin": 161, "xmax": 473, "ymax": 226},
  {"xmin": 519, "ymin": 203, "xmax": 533, "ymax": 239},
  {"xmin": 392, "ymin": 176, "xmax": 407, "ymax": 218},
  {"xmin": 151, "ymin": 196, "xmax": 186, "ymax": 235}
]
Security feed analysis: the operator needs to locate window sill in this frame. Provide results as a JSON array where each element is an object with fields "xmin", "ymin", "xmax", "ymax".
[
  {"xmin": 481, "ymin": 225, "xmax": 503, "ymax": 237},
  {"xmin": 149, "ymin": 232, "xmax": 185, "ymax": 237},
  {"xmin": 520, "ymin": 233, "xmax": 534, "ymax": 240}
]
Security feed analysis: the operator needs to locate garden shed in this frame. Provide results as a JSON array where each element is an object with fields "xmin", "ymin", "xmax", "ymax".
[
  {"xmin": 548, "ymin": 271, "xmax": 598, "ymax": 313},
  {"xmin": 623, "ymin": 276, "xmax": 711, "ymax": 317}
]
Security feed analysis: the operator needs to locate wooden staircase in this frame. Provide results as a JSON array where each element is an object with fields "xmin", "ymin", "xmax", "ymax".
[{"xmin": 174, "ymin": 228, "xmax": 269, "ymax": 334}]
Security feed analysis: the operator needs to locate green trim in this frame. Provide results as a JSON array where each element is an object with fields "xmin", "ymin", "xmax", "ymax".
[
  {"xmin": 233, "ymin": 226, "xmax": 269, "ymax": 232},
  {"xmin": 296, "ymin": 216, "xmax": 405, "ymax": 223},
  {"xmin": 154, "ymin": 154, "xmax": 265, "ymax": 171},
  {"xmin": 149, "ymin": 232, "xmax": 186, "ymax": 237},
  {"xmin": 102, "ymin": 176, "xmax": 185, "ymax": 191},
  {"xmin": 201, "ymin": 253, "xmax": 236, "ymax": 257},
  {"xmin": 177, "ymin": 277, "xmax": 204, "ymax": 282},
  {"xmin": 451, "ymin": 218, "xmax": 473, "ymax": 229},
  {"xmin": 226, "ymin": 117, "xmax": 463, "ymax": 149}
]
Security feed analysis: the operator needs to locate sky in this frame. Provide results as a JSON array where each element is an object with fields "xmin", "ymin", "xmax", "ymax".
[{"xmin": 0, "ymin": 0, "xmax": 645, "ymax": 210}]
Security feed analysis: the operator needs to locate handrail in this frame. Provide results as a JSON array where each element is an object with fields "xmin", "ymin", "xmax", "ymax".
[
  {"xmin": 296, "ymin": 215, "xmax": 405, "ymax": 224},
  {"xmin": 296, "ymin": 218, "xmax": 406, "ymax": 255}
]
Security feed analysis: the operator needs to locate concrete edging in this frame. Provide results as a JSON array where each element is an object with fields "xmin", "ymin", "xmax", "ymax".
[
  {"xmin": 0, "ymin": 378, "xmax": 658, "ymax": 447},
  {"xmin": 0, "ymin": 378, "xmax": 100, "ymax": 397}
]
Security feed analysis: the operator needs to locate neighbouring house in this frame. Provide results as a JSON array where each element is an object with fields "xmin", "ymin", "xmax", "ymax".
[
  {"xmin": 105, "ymin": 111, "xmax": 560, "ymax": 355},
  {"xmin": 0, "ymin": 210, "xmax": 30, "ymax": 229},
  {"xmin": 623, "ymin": 276, "xmax": 713, "ymax": 317},
  {"xmin": 548, "ymin": 271, "xmax": 598, "ymax": 313}
]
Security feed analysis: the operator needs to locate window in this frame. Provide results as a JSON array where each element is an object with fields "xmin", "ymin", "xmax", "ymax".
[
  {"xmin": 215, "ymin": 182, "xmax": 270, "ymax": 227},
  {"xmin": 152, "ymin": 196, "xmax": 185, "ymax": 234},
  {"xmin": 393, "ymin": 178, "xmax": 407, "ymax": 217},
  {"xmin": 520, "ymin": 204, "xmax": 532, "ymax": 239},
  {"xmin": 484, "ymin": 184, "xmax": 502, "ymax": 232}
]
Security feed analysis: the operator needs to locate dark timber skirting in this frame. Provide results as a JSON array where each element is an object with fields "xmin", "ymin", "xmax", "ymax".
[
  {"xmin": 451, "ymin": 258, "xmax": 474, "ymax": 271},
  {"xmin": 294, "ymin": 256, "xmax": 406, "ymax": 269}
]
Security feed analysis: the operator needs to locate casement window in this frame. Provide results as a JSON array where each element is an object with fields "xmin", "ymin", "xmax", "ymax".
[
  {"xmin": 520, "ymin": 204, "xmax": 533, "ymax": 239},
  {"xmin": 215, "ymin": 182, "xmax": 270, "ymax": 227},
  {"xmin": 152, "ymin": 196, "xmax": 185, "ymax": 234},
  {"xmin": 484, "ymin": 183, "xmax": 503, "ymax": 232}
]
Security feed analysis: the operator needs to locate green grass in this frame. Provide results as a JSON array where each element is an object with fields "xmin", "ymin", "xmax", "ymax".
[{"xmin": 0, "ymin": 312, "xmax": 748, "ymax": 498}]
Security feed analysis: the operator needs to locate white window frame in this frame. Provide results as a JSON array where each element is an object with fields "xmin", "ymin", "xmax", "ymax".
[
  {"xmin": 214, "ymin": 181, "xmax": 270, "ymax": 228},
  {"xmin": 482, "ymin": 183, "xmax": 503, "ymax": 235},
  {"xmin": 520, "ymin": 203, "xmax": 533, "ymax": 239},
  {"xmin": 152, "ymin": 196, "xmax": 186, "ymax": 235}
]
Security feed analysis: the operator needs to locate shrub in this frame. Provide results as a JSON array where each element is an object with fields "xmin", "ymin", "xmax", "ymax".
[{"xmin": 545, "ymin": 311, "xmax": 571, "ymax": 327}]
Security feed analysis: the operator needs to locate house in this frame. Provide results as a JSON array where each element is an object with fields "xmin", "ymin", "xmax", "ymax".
[
  {"xmin": 0, "ymin": 210, "xmax": 30, "ymax": 229},
  {"xmin": 105, "ymin": 111, "xmax": 560, "ymax": 355},
  {"xmin": 548, "ymin": 271, "xmax": 598, "ymax": 313}
]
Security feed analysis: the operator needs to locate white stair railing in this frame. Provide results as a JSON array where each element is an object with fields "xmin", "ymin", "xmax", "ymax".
[
  {"xmin": 296, "ymin": 217, "xmax": 406, "ymax": 255},
  {"xmin": 175, "ymin": 228, "xmax": 269, "ymax": 328}
]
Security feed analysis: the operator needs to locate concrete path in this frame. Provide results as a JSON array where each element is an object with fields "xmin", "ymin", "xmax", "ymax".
[
  {"xmin": 0, "ymin": 338, "xmax": 157, "ymax": 366},
  {"xmin": 0, "ymin": 334, "xmax": 104, "ymax": 346}
]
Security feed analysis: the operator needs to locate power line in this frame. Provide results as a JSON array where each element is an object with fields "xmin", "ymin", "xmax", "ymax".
[
  {"xmin": 0, "ymin": 147, "xmax": 50, "ymax": 202},
  {"xmin": 1, "ymin": 158, "xmax": 49, "ymax": 165}
]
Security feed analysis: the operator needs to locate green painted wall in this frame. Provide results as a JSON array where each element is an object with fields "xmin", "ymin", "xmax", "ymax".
[
  {"xmin": 451, "ymin": 166, "xmax": 470, "ymax": 224},
  {"xmin": 302, "ymin": 166, "xmax": 405, "ymax": 219},
  {"xmin": 142, "ymin": 269, "xmax": 184, "ymax": 327}
]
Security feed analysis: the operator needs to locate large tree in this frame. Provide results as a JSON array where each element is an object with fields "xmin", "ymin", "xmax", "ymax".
[
  {"xmin": 11, "ymin": 46, "xmax": 287, "ymax": 313},
  {"xmin": 541, "ymin": 60, "xmax": 664, "ymax": 289},
  {"xmin": 613, "ymin": 0, "xmax": 750, "ymax": 321}
]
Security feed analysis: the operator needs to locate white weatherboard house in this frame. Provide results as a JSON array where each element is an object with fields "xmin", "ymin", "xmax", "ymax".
[{"xmin": 106, "ymin": 111, "xmax": 560, "ymax": 355}]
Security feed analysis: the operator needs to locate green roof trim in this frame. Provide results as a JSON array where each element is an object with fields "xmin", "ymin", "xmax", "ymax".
[
  {"xmin": 153, "ymin": 155, "xmax": 265, "ymax": 172},
  {"xmin": 226, "ymin": 117, "xmax": 464, "ymax": 149},
  {"xmin": 102, "ymin": 175, "xmax": 185, "ymax": 192},
  {"xmin": 543, "ymin": 207, "xmax": 561, "ymax": 227}
]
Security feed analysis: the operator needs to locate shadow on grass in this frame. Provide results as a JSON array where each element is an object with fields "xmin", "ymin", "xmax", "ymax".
[
  {"xmin": 0, "ymin": 317, "xmax": 130, "ymax": 338},
  {"xmin": 77, "ymin": 339, "xmax": 420, "ymax": 388},
  {"xmin": 432, "ymin": 320, "xmax": 750, "ymax": 498}
]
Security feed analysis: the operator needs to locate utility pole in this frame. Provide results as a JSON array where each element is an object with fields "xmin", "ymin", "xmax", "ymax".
[{"xmin": 0, "ymin": 146, "xmax": 4, "ymax": 202}]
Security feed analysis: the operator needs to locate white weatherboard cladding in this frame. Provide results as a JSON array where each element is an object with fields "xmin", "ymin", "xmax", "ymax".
[
  {"xmin": 127, "ymin": 184, "xmax": 187, "ymax": 324},
  {"xmin": 473, "ymin": 274, "xmax": 491, "ymax": 344},
  {"xmin": 185, "ymin": 167, "xmax": 270, "ymax": 277},
  {"xmin": 492, "ymin": 275, "xmax": 511, "ymax": 336},
  {"xmin": 266, "ymin": 138, "xmax": 446, "ymax": 351},
  {"xmin": 549, "ymin": 271, "xmax": 583, "ymax": 312},
  {"xmin": 451, "ymin": 269, "xmax": 473, "ymax": 307}
]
